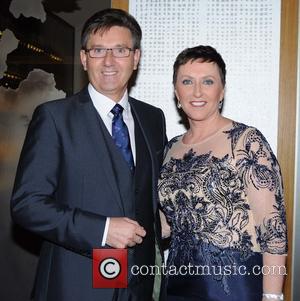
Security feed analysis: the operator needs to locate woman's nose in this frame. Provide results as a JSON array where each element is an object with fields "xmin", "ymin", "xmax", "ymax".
[{"xmin": 193, "ymin": 83, "xmax": 202, "ymax": 97}]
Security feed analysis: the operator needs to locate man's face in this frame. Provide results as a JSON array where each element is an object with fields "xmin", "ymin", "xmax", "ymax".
[{"xmin": 80, "ymin": 26, "xmax": 140, "ymax": 101}]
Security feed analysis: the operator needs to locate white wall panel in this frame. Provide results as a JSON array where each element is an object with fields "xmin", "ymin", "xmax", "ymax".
[{"xmin": 129, "ymin": 0, "xmax": 281, "ymax": 152}]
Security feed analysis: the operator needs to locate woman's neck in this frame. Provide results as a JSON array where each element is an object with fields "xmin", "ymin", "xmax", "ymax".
[{"xmin": 183, "ymin": 115, "xmax": 231, "ymax": 144}]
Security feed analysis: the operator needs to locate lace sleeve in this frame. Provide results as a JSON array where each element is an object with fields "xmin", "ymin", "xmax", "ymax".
[{"xmin": 235, "ymin": 127, "xmax": 287, "ymax": 254}]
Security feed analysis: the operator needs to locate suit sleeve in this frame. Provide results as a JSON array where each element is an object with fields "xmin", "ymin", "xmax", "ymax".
[{"xmin": 10, "ymin": 104, "xmax": 106, "ymax": 257}]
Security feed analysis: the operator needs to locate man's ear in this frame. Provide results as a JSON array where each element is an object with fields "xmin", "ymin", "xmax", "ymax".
[
  {"xmin": 133, "ymin": 49, "xmax": 141, "ymax": 70},
  {"xmin": 80, "ymin": 50, "xmax": 87, "ymax": 71}
]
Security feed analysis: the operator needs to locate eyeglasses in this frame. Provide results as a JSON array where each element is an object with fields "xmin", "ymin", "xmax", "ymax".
[{"xmin": 85, "ymin": 47, "xmax": 134, "ymax": 58}]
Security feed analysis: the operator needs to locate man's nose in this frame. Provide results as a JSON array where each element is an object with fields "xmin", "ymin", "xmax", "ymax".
[{"xmin": 103, "ymin": 49, "xmax": 114, "ymax": 65}]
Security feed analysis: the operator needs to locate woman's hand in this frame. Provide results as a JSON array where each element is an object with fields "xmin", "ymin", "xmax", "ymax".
[{"xmin": 262, "ymin": 253, "xmax": 286, "ymax": 301}]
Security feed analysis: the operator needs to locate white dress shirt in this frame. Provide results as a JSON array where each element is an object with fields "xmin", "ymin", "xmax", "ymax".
[{"xmin": 88, "ymin": 84, "xmax": 136, "ymax": 246}]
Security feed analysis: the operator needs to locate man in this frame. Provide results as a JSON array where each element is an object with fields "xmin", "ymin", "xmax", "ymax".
[{"xmin": 11, "ymin": 8, "xmax": 167, "ymax": 301}]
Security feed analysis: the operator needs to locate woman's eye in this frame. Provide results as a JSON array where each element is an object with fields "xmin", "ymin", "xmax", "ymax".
[
  {"xmin": 203, "ymin": 79, "xmax": 214, "ymax": 85},
  {"xmin": 182, "ymin": 79, "xmax": 192, "ymax": 85}
]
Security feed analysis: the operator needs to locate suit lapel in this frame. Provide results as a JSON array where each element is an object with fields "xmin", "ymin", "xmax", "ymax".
[
  {"xmin": 129, "ymin": 98, "xmax": 159, "ymax": 212},
  {"xmin": 78, "ymin": 89, "xmax": 125, "ymax": 214}
]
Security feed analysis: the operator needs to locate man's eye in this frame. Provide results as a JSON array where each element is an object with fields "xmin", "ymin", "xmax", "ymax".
[
  {"xmin": 182, "ymin": 79, "xmax": 192, "ymax": 85},
  {"xmin": 93, "ymin": 48, "xmax": 104, "ymax": 54},
  {"xmin": 203, "ymin": 79, "xmax": 214, "ymax": 85},
  {"xmin": 115, "ymin": 48, "xmax": 125, "ymax": 53}
]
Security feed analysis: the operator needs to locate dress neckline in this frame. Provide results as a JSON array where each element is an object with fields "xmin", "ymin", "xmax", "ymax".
[{"xmin": 180, "ymin": 121, "xmax": 233, "ymax": 147}]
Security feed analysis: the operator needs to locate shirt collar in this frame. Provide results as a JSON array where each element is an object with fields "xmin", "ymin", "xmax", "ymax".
[{"xmin": 88, "ymin": 83, "xmax": 130, "ymax": 117}]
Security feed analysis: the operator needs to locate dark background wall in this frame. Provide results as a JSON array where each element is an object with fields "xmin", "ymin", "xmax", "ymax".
[{"xmin": 0, "ymin": 1, "xmax": 110, "ymax": 300}]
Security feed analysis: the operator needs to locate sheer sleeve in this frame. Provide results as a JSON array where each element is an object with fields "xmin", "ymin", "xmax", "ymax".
[{"xmin": 235, "ymin": 127, "xmax": 287, "ymax": 254}]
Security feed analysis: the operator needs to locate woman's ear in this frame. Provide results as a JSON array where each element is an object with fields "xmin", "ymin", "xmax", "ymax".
[
  {"xmin": 174, "ymin": 89, "xmax": 179, "ymax": 101},
  {"xmin": 220, "ymin": 86, "xmax": 225, "ymax": 102}
]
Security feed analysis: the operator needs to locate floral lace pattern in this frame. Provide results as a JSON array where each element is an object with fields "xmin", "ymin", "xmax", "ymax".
[{"xmin": 158, "ymin": 122, "xmax": 287, "ymax": 291}]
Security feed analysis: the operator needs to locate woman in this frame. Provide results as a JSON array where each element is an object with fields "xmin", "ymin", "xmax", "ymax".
[{"xmin": 158, "ymin": 45, "xmax": 287, "ymax": 301}]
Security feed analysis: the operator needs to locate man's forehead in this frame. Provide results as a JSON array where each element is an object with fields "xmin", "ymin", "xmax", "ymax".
[
  {"xmin": 87, "ymin": 27, "xmax": 134, "ymax": 47},
  {"xmin": 92, "ymin": 26, "xmax": 131, "ymax": 37}
]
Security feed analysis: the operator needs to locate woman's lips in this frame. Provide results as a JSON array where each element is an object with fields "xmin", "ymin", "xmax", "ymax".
[{"xmin": 190, "ymin": 100, "xmax": 207, "ymax": 107}]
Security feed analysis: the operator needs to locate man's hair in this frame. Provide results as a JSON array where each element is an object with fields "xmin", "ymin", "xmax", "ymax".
[
  {"xmin": 173, "ymin": 45, "xmax": 226, "ymax": 86},
  {"xmin": 81, "ymin": 8, "xmax": 142, "ymax": 50}
]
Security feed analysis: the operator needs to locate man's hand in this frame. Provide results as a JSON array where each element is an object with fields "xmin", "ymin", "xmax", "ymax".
[{"xmin": 106, "ymin": 217, "xmax": 146, "ymax": 248}]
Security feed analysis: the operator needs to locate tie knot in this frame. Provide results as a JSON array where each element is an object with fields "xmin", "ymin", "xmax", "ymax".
[{"xmin": 111, "ymin": 104, "xmax": 124, "ymax": 116}]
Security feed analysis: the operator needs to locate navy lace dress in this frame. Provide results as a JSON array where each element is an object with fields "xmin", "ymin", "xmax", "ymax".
[{"xmin": 158, "ymin": 122, "xmax": 287, "ymax": 301}]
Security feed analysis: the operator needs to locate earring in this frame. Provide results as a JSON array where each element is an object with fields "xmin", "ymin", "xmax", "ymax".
[
  {"xmin": 218, "ymin": 100, "xmax": 223, "ymax": 110},
  {"xmin": 177, "ymin": 101, "xmax": 182, "ymax": 109}
]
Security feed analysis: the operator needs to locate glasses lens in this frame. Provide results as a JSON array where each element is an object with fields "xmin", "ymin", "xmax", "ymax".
[
  {"xmin": 112, "ymin": 48, "xmax": 130, "ymax": 57},
  {"xmin": 87, "ymin": 48, "xmax": 131, "ymax": 58},
  {"xmin": 91, "ymin": 48, "xmax": 106, "ymax": 57}
]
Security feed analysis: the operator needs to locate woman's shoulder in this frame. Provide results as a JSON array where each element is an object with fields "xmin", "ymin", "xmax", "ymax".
[
  {"xmin": 224, "ymin": 120, "xmax": 252, "ymax": 135},
  {"xmin": 227, "ymin": 121, "xmax": 274, "ymax": 154},
  {"xmin": 225, "ymin": 121, "xmax": 266, "ymax": 140},
  {"xmin": 167, "ymin": 134, "xmax": 184, "ymax": 149}
]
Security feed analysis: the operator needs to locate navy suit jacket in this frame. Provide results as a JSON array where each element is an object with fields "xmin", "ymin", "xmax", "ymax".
[{"xmin": 11, "ymin": 88, "xmax": 167, "ymax": 300}]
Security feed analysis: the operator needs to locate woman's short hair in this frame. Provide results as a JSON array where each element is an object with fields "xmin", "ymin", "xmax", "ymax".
[{"xmin": 173, "ymin": 45, "xmax": 226, "ymax": 86}]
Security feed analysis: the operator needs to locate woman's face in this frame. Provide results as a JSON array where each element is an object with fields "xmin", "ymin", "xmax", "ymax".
[{"xmin": 174, "ymin": 59, "xmax": 225, "ymax": 124}]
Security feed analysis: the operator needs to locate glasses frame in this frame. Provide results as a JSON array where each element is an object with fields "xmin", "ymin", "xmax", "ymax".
[{"xmin": 85, "ymin": 47, "xmax": 134, "ymax": 58}]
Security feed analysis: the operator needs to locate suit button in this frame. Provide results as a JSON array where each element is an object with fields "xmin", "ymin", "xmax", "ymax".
[{"xmin": 135, "ymin": 188, "xmax": 139, "ymax": 194}]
